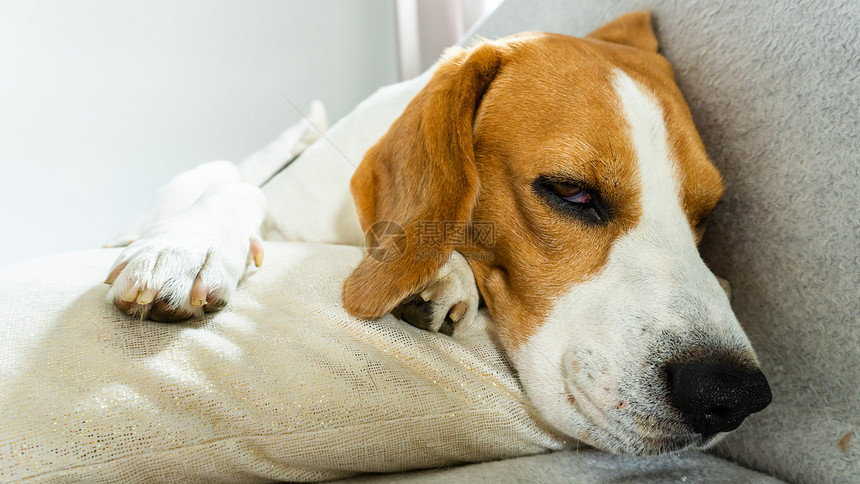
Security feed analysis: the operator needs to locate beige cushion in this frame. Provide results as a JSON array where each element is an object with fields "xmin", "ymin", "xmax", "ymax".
[{"xmin": 0, "ymin": 243, "xmax": 562, "ymax": 482}]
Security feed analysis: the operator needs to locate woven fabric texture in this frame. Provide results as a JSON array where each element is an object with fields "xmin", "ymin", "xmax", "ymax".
[{"xmin": 0, "ymin": 243, "xmax": 565, "ymax": 482}]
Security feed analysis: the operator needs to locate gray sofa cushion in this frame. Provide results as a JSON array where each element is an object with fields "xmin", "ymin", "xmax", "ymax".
[
  {"xmin": 344, "ymin": 449, "xmax": 784, "ymax": 484},
  {"xmin": 466, "ymin": 0, "xmax": 859, "ymax": 482}
]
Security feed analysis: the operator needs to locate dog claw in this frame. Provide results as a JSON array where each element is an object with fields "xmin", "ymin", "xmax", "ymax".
[
  {"xmin": 449, "ymin": 302, "xmax": 467, "ymax": 323},
  {"xmin": 136, "ymin": 286, "xmax": 158, "ymax": 305},
  {"xmin": 120, "ymin": 280, "xmax": 140, "ymax": 303},
  {"xmin": 105, "ymin": 262, "xmax": 128, "ymax": 284},
  {"xmin": 249, "ymin": 237, "xmax": 264, "ymax": 267},
  {"xmin": 190, "ymin": 276, "xmax": 208, "ymax": 307}
]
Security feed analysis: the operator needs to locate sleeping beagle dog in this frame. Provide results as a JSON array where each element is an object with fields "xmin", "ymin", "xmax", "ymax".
[{"xmin": 104, "ymin": 12, "xmax": 771, "ymax": 456}]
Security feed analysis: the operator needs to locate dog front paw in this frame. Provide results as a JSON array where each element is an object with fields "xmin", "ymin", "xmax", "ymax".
[
  {"xmin": 105, "ymin": 218, "xmax": 263, "ymax": 322},
  {"xmin": 391, "ymin": 252, "xmax": 479, "ymax": 336}
]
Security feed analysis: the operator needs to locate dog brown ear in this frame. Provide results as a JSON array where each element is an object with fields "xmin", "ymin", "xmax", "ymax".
[
  {"xmin": 586, "ymin": 11, "xmax": 659, "ymax": 52},
  {"xmin": 343, "ymin": 43, "xmax": 506, "ymax": 318}
]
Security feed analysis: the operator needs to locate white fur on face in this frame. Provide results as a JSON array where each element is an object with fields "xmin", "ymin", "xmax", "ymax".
[{"xmin": 511, "ymin": 70, "xmax": 757, "ymax": 455}]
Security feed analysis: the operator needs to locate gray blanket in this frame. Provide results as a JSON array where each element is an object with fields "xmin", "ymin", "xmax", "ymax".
[{"xmin": 345, "ymin": 449, "xmax": 784, "ymax": 483}]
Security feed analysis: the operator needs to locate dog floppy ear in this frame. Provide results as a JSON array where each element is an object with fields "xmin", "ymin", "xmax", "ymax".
[
  {"xmin": 586, "ymin": 11, "xmax": 659, "ymax": 52},
  {"xmin": 343, "ymin": 43, "xmax": 506, "ymax": 319}
]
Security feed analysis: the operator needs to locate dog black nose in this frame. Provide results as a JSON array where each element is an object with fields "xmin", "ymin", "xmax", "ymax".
[{"xmin": 667, "ymin": 361, "xmax": 772, "ymax": 438}]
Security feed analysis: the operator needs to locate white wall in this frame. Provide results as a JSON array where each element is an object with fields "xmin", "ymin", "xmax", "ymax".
[{"xmin": 0, "ymin": 0, "xmax": 398, "ymax": 267}]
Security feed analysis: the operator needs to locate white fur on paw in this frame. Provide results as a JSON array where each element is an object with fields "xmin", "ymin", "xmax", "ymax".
[
  {"xmin": 392, "ymin": 252, "xmax": 480, "ymax": 335},
  {"xmin": 105, "ymin": 216, "xmax": 258, "ymax": 322}
]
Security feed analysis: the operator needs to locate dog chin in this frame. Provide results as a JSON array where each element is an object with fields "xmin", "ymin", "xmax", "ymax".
[
  {"xmin": 592, "ymin": 432, "xmax": 704, "ymax": 457},
  {"xmin": 572, "ymin": 416, "xmax": 714, "ymax": 456}
]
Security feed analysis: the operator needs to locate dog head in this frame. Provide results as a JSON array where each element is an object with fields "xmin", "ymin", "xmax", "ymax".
[{"xmin": 343, "ymin": 12, "xmax": 771, "ymax": 455}]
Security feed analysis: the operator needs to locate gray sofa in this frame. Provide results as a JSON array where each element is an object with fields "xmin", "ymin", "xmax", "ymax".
[{"xmin": 347, "ymin": 0, "xmax": 859, "ymax": 482}]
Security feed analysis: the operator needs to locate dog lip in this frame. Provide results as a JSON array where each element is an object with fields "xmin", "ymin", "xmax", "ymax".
[
  {"xmin": 563, "ymin": 378, "xmax": 608, "ymax": 423},
  {"xmin": 560, "ymin": 362, "xmax": 714, "ymax": 455},
  {"xmin": 562, "ymin": 375, "xmax": 706, "ymax": 455},
  {"xmin": 563, "ymin": 381, "xmax": 695, "ymax": 455}
]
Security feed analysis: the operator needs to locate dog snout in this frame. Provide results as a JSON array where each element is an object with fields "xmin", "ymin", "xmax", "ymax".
[{"xmin": 666, "ymin": 360, "xmax": 772, "ymax": 439}]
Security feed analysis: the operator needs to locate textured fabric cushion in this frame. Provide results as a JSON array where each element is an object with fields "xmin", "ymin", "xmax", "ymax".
[
  {"xmin": 0, "ymin": 243, "xmax": 564, "ymax": 482},
  {"xmin": 470, "ymin": 0, "xmax": 860, "ymax": 482}
]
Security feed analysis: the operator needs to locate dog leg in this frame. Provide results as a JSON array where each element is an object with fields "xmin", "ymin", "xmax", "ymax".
[
  {"xmin": 104, "ymin": 160, "xmax": 244, "ymax": 248},
  {"xmin": 391, "ymin": 252, "xmax": 480, "ymax": 336},
  {"xmin": 105, "ymin": 182, "xmax": 266, "ymax": 322}
]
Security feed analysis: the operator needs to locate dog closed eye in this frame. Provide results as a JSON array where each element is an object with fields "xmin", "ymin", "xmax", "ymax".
[{"xmin": 532, "ymin": 175, "xmax": 612, "ymax": 225}]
